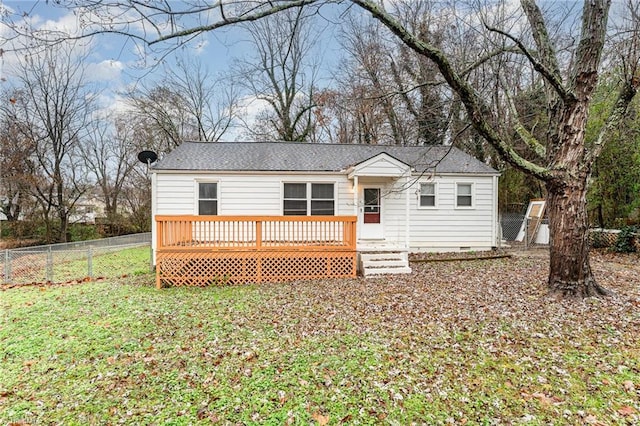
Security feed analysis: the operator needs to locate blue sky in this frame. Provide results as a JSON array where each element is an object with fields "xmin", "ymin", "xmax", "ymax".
[
  {"xmin": 0, "ymin": 0, "xmax": 343, "ymax": 120},
  {"xmin": 0, "ymin": 1, "xmax": 244, "ymax": 100}
]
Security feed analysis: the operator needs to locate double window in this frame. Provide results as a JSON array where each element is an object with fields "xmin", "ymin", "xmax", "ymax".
[
  {"xmin": 283, "ymin": 183, "xmax": 335, "ymax": 216},
  {"xmin": 198, "ymin": 182, "xmax": 218, "ymax": 215}
]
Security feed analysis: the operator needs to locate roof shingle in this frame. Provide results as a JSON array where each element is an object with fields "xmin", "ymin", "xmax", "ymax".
[{"xmin": 153, "ymin": 141, "xmax": 498, "ymax": 175}]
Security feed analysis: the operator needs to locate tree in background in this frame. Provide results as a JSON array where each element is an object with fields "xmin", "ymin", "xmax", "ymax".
[
  {"xmin": 82, "ymin": 114, "xmax": 139, "ymax": 223},
  {"xmin": 126, "ymin": 56, "xmax": 239, "ymax": 151},
  {"xmin": 234, "ymin": 6, "xmax": 320, "ymax": 142},
  {"xmin": 587, "ymin": 77, "xmax": 640, "ymax": 227},
  {"xmin": 6, "ymin": 42, "xmax": 95, "ymax": 243},
  {"xmin": 0, "ymin": 98, "xmax": 34, "ymax": 223}
]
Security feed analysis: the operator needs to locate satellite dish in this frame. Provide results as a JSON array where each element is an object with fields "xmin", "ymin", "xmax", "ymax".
[{"xmin": 137, "ymin": 150, "xmax": 158, "ymax": 164}]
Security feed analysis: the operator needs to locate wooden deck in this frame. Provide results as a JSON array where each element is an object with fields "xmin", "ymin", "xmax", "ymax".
[{"xmin": 155, "ymin": 215, "xmax": 357, "ymax": 287}]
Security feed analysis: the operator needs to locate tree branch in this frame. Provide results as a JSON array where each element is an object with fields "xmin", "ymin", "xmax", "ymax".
[
  {"xmin": 351, "ymin": 0, "xmax": 551, "ymax": 180},
  {"xmin": 501, "ymin": 77, "xmax": 547, "ymax": 159},
  {"xmin": 585, "ymin": 74, "xmax": 640, "ymax": 166},
  {"xmin": 149, "ymin": 0, "xmax": 319, "ymax": 45},
  {"xmin": 485, "ymin": 24, "xmax": 574, "ymax": 103}
]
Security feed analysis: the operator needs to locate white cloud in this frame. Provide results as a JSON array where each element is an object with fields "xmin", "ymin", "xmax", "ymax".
[
  {"xmin": 93, "ymin": 91, "xmax": 134, "ymax": 118},
  {"xmin": 86, "ymin": 59, "xmax": 124, "ymax": 82},
  {"xmin": 222, "ymin": 95, "xmax": 270, "ymax": 141},
  {"xmin": 193, "ymin": 38, "xmax": 209, "ymax": 56}
]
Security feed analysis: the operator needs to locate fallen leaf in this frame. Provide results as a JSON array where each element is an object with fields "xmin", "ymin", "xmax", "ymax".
[
  {"xmin": 312, "ymin": 412, "xmax": 329, "ymax": 425},
  {"xmin": 618, "ymin": 405, "xmax": 637, "ymax": 416},
  {"xmin": 340, "ymin": 414, "xmax": 353, "ymax": 423},
  {"xmin": 623, "ymin": 380, "xmax": 635, "ymax": 392}
]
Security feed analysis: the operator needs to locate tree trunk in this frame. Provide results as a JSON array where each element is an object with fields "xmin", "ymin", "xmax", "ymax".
[{"xmin": 546, "ymin": 177, "xmax": 610, "ymax": 297}]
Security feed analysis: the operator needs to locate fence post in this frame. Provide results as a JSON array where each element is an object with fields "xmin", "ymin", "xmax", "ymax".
[
  {"xmin": 88, "ymin": 247, "xmax": 93, "ymax": 279},
  {"xmin": 524, "ymin": 218, "xmax": 529, "ymax": 250},
  {"xmin": 149, "ymin": 242, "xmax": 154, "ymax": 273},
  {"xmin": 46, "ymin": 246, "xmax": 53, "ymax": 283},
  {"xmin": 4, "ymin": 249, "xmax": 10, "ymax": 284}
]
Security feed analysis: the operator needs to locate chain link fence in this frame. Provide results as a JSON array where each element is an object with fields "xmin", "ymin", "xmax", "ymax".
[
  {"xmin": 499, "ymin": 214, "xmax": 550, "ymax": 250},
  {"xmin": 2, "ymin": 233, "xmax": 151, "ymax": 286},
  {"xmin": 500, "ymin": 215, "xmax": 638, "ymax": 251}
]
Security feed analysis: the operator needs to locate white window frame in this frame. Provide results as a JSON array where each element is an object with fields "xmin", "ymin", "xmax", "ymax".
[
  {"xmin": 195, "ymin": 180, "xmax": 218, "ymax": 215},
  {"xmin": 455, "ymin": 182, "xmax": 474, "ymax": 209},
  {"xmin": 282, "ymin": 181, "xmax": 336, "ymax": 216},
  {"xmin": 283, "ymin": 182, "xmax": 308, "ymax": 216},
  {"xmin": 418, "ymin": 182, "xmax": 438, "ymax": 209}
]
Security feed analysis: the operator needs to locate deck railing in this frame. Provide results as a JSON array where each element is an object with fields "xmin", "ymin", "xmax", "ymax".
[{"xmin": 155, "ymin": 215, "xmax": 357, "ymax": 287}]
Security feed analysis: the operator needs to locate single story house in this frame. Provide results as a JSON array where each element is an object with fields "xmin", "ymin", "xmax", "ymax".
[{"xmin": 151, "ymin": 141, "xmax": 499, "ymax": 287}]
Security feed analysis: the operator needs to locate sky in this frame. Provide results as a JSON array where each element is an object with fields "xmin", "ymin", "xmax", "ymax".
[{"xmin": 0, "ymin": 0, "xmax": 344, "ymax": 129}]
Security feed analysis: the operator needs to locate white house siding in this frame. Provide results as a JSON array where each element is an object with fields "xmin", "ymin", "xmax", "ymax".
[
  {"xmin": 154, "ymin": 172, "xmax": 355, "ymax": 216},
  {"xmin": 408, "ymin": 174, "xmax": 497, "ymax": 252},
  {"xmin": 153, "ymin": 171, "xmax": 497, "ymax": 255},
  {"xmin": 351, "ymin": 155, "xmax": 409, "ymax": 178},
  {"xmin": 378, "ymin": 178, "xmax": 410, "ymax": 245}
]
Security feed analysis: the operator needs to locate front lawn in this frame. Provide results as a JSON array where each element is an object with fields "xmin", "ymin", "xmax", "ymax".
[{"xmin": 1, "ymin": 252, "xmax": 638, "ymax": 424}]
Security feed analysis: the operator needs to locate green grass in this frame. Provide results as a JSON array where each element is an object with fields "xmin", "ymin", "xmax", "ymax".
[
  {"xmin": 52, "ymin": 245, "xmax": 152, "ymax": 282},
  {"xmin": 5, "ymin": 246, "xmax": 151, "ymax": 286},
  {"xmin": 1, "ymin": 254, "xmax": 639, "ymax": 424}
]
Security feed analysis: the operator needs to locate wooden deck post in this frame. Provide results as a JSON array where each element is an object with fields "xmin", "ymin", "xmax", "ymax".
[{"xmin": 156, "ymin": 218, "xmax": 163, "ymax": 289}]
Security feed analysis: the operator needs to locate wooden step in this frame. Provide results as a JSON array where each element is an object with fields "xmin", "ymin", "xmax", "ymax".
[{"xmin": 359, "ymin": 251, "xmax": 411, "ymax": 276}]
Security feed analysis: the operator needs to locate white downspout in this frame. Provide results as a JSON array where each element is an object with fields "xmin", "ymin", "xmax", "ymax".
[
  {"xmin": 405, "ymin": 173, "xmax": 410, "ymax": 251},
  {"xmin": 492, "ymin": 175, "xmax": 498, "ymax": 248},
  {"xmin": 353, "ymin": 175, "xmax": 359, "ymax": 244},
  {"xmin": 151, "ymin": 171, "xmax": 158, "ymax": 266}
]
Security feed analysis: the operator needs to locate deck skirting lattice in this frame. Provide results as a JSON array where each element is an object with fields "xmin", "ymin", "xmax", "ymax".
[{"xmin": 156, "ymin": 249, "xmax": 357, "ymax": 286}]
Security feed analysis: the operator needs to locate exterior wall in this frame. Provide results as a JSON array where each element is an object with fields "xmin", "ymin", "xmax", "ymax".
[
  {"xmin": 408, "ymin": 174, "xmax": 498, "ymax": 252},
  {"xmin": 356, "ymin": 177, "xmax": 409, "ymax": 245},
  {"xmin": 350, "ymin": 155, "xmax": 409, "ymax": 178},
  {"xmin": 154, "ymin": 171, "xmax": 355, "ymax": 217},
  {"xmin": 152, "ymin": 170, "xmax": 499, "ymax": 257}
]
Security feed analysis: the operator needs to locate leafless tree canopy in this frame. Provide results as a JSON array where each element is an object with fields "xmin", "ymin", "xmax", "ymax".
[{"xmin": 2, "ymin": 42, "xmax": 96, "ymax": 242}]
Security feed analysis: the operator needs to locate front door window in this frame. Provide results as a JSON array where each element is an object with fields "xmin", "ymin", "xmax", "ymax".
[{"xmin": 363, "ymin": 188, "xmax": 381, "ymax": 224}]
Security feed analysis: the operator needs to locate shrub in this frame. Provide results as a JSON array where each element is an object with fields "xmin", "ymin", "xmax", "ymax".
[{"xmin": 613, "ymin": 226, "xmax": 638, "ymax": 253}]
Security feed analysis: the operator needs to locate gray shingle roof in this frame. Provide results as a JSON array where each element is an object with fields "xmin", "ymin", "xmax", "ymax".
[{"xmin": 153, "ymin": 141, "xmax": 498, "ymax": 175}]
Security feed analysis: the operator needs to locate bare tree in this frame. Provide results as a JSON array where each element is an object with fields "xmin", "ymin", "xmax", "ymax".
[
  {"xmin": 82, "ymin": 113, "xmax": 139, "ymax": 222},
  {"xmin": 338, "ymin": 15, "xmax": 408, "ymax": 145},
  {"xmin": 126, "ymin": 56, "xmax": 239, "ymax": 150},
  {"xmin": 313, "ymin": 84, "xmax": 388, "ymax": 145},
  {"xmin": 13, "ymin": 0, "xmax": 640, "ymax": 298},
  {"xmin": 0, "ymin": 96, "xmax": 34, "ymax": 222},
  {"xmin": 7, "ymin": 42, "xmax": 95, "ymax": 243},
  {"xmin": 234, "ymin": 6, "xmax": 320, "ymax": 142},
  {"xmin": 389, "ymin": 1, "xmax": 449, "ymax": 145}
]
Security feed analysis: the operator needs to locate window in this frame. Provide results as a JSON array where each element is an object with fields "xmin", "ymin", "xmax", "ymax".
[
  {"xmin": 456, "ymin": 183, "xmax": 473, "ymax": 207},
  {"xmin": 198, "ymin": 182, "xmax": 217, "ymax": 215},
  {"xmin": 311, "ymin": 183, "xmax": 335, "ymax": 216},
  {"xmin": 283, "ymin": 183, "xmax": 307, "ymax": 216},
  {"xmin": 419, "ymin": 183, "xmax": 436, "ymax": 207},
  {"xmin": 283, "ymin": 182, "xmax": 335, "ymax": 216},
  {"xmin": 363, "ymin": 188, "xmax": 381, "ymax": 223}
]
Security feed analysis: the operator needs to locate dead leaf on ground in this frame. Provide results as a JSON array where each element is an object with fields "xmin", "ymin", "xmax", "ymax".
[
  {"xmin": 312, "ymin": 412, "xmax": 329, "ymax": 425},
  {"xmin": 618, "ymin": 405, "xmax": 637, "ymax": 416}
]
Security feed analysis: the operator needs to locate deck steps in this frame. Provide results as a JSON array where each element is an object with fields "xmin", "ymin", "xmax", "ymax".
[{"xmin": 360, "ymin": 251, "xmax": 412, "ymax": 276}]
